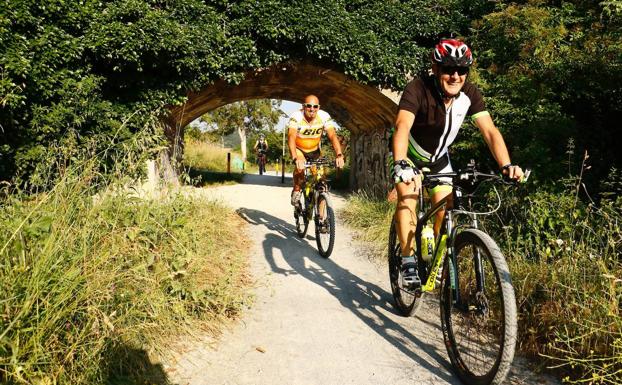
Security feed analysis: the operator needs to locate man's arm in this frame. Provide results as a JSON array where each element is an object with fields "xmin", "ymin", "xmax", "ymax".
[
  {"xmin": 393, "ymin": 110, "xmax": 415, "ymax": 161},
  {"xmin": 288, "ymin": 127, "xmax": 306, "ymax": 171},
  {"xmin": 325, "ymin": 128, "xmax": 344, "ymax": 168},
  {"xmin": 475, "ymin": 114, "xmax": 523, "ymax": 179},
  {"xmin": 253, "ymin": 141, "xmax": 258, "ymax": 150},
  {"xmin": 288, "ymin": 128, "xmax": 298, "ymax": 159},
  {"xmin": 392, "ymin": 109, "xmax": 420, "ymax": 187}
]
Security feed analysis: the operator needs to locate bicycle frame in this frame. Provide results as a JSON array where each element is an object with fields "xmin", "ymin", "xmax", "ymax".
[
  {"xmin": 302, "ymin": 163, "xmax": 329, "ymax": 219},
  {"xmin": 414, "ymin": 182, "xmax": 485, "ymax": 309}
]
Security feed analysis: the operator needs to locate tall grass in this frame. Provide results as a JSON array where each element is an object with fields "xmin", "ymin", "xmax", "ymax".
[
  {"xmin": 339, "ymin": 192, "xmax": 394, "ymax": 258},
  {"xmin": 0, "ymin": 128, "xmax": 250, "ymax": 384},
  {"xmin": 342, "ymin": 180, "xmax": 622, "ymax": 383},
  {"xmin": 183, "ymin": 140, "xmax": 246, "ymax": 185},
  {"xmin": 183, "ymin": 139, "xmax": 235, "ymax": 172},
  {"xmin": 488, "ymin": 186, "xmax": 622, "ymax": 384}
]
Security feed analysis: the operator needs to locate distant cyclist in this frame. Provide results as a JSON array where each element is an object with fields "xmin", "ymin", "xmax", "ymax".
[
  {"xmin": 391, "ymin": 36, "xmax": 525, "ymax": 289},
  {"xmin": 254, "ymin": 133, "xmax": 269, "ymax": 156},
  {"xmin": 254, "ymin": 133, "xmax": 269, "ymax": 171},
  {"xmin": 287, "ymin": 94, "xmax": 344, "ymax": 205}
]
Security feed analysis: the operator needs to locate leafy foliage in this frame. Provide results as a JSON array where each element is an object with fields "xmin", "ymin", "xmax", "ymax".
[
  {"xmin": 0, "ymin": 0, "xmax": 465, "ymax": 183},
  {"xmin": 201, "ymin": 100, "xmax": 283, "ymax": 137},
  {"xmin": 482, "ymin": 178, "xmax": 622, "ymax": 384},
  {"xmin": 200, "ymin": 99, "xmax": 284, "ymax": 161},
  {"xmin": 468, "ymin": 0, "xmax": 622, "ymax": 189}
]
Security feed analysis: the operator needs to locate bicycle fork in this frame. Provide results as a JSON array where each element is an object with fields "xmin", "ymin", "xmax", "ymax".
[
  {"xmin": 443, "ymin": 211, "xmax": 462, "ymax": 308},
  {"xmin": 446, "ymin": 212, "xmax": 488, "ymax": 314}
]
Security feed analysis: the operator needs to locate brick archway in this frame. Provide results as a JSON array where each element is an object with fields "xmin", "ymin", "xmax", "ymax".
[
  {"xmin": 163, "ymin": 61, "xmax": 399, "ymax": 194},
  {"xmin": 168, "ymin": 61, "xmax": 397, "ymax": 134}
]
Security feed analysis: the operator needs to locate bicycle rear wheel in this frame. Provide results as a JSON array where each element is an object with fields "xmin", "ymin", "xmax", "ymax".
[
  {"xmin": 440, "ymin": 229, "xmax": 517, "ymax": 385},
  {"xmin": 294, "ymin": 192, "xmax": 309, "ymax": 238},
  {"xmin": 388, "ymin": 219, "xmax": 422, "ymax": 316},
  {"xmin": 315, "ymin": 192, "xmax": 335, "ymax": 258}
]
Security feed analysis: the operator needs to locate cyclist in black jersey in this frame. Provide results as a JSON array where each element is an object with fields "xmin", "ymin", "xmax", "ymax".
[
  {"xmin": 254, "ymin": 134, "xmax": 269, "ymax": 174},
  {"xmin": 391, "ymin": 37, "xmax": 525, "ymax": 289},
  {"xmin": 254, "ymin": 133, "xmax": 269, "ymax": 153}
]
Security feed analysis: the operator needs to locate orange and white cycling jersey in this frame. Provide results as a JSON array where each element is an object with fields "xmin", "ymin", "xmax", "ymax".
[{"xmin": 287, "ymin": 110, "xmax": 336, "ymax": 153}]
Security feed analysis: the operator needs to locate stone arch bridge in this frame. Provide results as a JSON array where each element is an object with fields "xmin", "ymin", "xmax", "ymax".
[{"xmin": 163, "ymin": 61, "xmax": 400, "ymax": 195}]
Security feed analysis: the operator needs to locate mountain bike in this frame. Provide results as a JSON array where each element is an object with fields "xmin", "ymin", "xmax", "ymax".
[
  {"xmin": 257, "ymin": 150, "xmax": 267, "ymax": 175},
  {"xmin": 388, "ymin": 160, "xmax": 530, "ymax": 385},
  {"xmin": 293, "ymin": 157, "xmax": 336, "ymax": 258}
]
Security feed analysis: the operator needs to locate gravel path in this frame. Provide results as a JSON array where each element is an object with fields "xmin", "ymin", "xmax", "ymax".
[{"xmin": 165, "ymin": 172, "xmax": 559, "ymax": 385}]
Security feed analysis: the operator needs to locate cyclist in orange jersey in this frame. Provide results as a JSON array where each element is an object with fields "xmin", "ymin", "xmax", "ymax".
[{"xmin": 287, "ymin": 95, "xmax": 344, "ymax": 205}]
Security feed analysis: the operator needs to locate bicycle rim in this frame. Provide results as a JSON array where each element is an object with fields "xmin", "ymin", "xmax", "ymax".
[
  {"xmin": 315, "ymin": 193, "xmax": 335, "ymax": 258},
  {"xmin": 388, "ymin": 220, "xmax": 422, "ymax": 316},
  {"xmin": 440, "ymin": 229, "xmax": 517, "ymax": 385},
  {"xmin": 294, "ymin": 193, "xmax": 309, "ymax": 238}
]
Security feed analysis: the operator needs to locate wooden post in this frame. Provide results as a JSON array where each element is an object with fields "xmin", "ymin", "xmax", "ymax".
[
  {"xmin": 227, "ymin": 152, "xmax": 231, "ymax": 175},
  {"xmin": 281, "ymin": 157, "xmax": 285, "ymax": 184}
]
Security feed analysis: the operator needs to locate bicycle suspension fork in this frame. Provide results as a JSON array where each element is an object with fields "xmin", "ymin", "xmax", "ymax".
[
  {"xmin": 471, "ymin": 212, "xmax": 486, "ymax": 296},
  {"xmin": 445, "ymin": 211, "xmax": 461, "ymax": 305}
]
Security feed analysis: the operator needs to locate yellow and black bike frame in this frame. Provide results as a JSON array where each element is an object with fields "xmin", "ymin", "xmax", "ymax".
[
  {"xmin": 415, "ymin": 185, "xmax": 483, "ymax": 309},
  {"xmin": 302, "ymin": 164, "xmax": 328, "ymax": 220}
]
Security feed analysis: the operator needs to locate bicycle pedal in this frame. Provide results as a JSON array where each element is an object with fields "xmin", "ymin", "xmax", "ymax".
[
  {"xmin": 402, "ymin": 274, "xmax": 422, "ymax": 291},
  {"xmin": 401, "ymin": 283, "xmax": 422, "ymax": 298}
]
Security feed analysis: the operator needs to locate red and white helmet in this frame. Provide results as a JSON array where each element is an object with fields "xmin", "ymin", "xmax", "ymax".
[{"xmin": 432, "ymin": 39, "xmax": 473, "ymax": 67}]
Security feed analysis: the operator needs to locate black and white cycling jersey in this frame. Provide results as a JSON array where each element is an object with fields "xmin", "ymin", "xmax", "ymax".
[{"xmin": 398, "ymin": 75, "xmax": 490, "ymax": 163}]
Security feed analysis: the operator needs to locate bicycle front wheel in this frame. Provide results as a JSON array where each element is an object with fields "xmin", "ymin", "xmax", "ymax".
[
  {"xmin": 294, "ymin": 192, "xmax": 309, "ymax": 238},
  {"xmin": 440, "ymin": 229, "xmax": 517, "ymax": 385},
  {"xmin": 315, "ymin": 192, "xmax": 335, "ymax": 258}
]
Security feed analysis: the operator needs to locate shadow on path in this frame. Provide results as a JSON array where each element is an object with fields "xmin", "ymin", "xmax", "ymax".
[
  {"xmin": 236, "ymin": 207, "xmax": 460, "ymax": 384},
  {"xmin": 106, "ymin": 344, "xmax": 174, "ymax": 385},
  {"xmin": 241, "ymin": 173, "xmax": 292, "ymax": 187}
]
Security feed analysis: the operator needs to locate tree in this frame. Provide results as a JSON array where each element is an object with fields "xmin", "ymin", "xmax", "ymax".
[
  {"xmin": 469, "ymin": 0, "xmax": 622, "ymax": 188},
  {"xmin": 200, "ymin": 99, "xmax": 284, "ymax": 162},
  {"xmin": 0, "ymin": 0, "xmax": 464, "ymax": 183}
]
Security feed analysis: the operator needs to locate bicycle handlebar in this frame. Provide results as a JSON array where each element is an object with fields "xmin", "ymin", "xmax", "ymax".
[
  {"xmin": 302, "ymin": 157, "xmax": 335, "ymax": 168},
  {"xmin": 422, "ymin": 164, "xmax": 531, "ymax": 188}
]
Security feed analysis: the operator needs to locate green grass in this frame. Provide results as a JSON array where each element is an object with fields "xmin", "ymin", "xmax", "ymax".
[
  {"xmin": 339, "ymin": 192, "xmax": 394, "ymax": 257},
  {"xmin": 183, "ymin": 139, "xmax": 245, "ymax": 186},
  {"xmin": 187, "ymin": 168, "xmax": 245, "ymax": 186},
  {"xmin": 183, "ymin": 139, "xmax": 295, "ymax": 185},
  {"xmin": 183, "ymin": 139, "xmax": 238, "ymax": 172},
  {"xmin": 1, "ymin": 150, "xmax": 250, "ymax": 384},
  {"xmin": 489, "ymin": 189, "xmax": 622, "ymax": 383}
]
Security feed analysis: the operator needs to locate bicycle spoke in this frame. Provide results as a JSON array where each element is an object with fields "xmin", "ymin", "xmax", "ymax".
[
  {"xmin": 315, "ymin": 193, "xmax": 335, "ymax": 258},
  {"xmin": 441, "ymin": 229, "xmax": 516, "ymax": 385},
  {"xmin": 453, "ymin": 243, "xmax": 502, "ymax": 373}
]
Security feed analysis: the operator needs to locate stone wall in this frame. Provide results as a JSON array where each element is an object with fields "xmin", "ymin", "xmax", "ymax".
[{"xmin": 349, "ymin": 129, "xmax": 392, "ymax": 197}]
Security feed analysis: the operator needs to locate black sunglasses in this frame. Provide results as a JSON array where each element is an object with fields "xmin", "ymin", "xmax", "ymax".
[
  {"xmin": 441, "ymin": 66, "xmax": 469, "ymax": 76},
  {"xmin": 303, "ymin": 103, "xmax": 320, "ymax": 109}
]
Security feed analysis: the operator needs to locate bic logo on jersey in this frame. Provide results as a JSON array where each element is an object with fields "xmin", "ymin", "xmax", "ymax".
[{"xmin": 300, "ymin": 128, "xmax": 323, "ymax": 136}]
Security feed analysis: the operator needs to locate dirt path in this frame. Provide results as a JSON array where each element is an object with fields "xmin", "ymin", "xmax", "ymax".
[{"xmin": 166, "ymin": 173, "xmax": 559, "ymax": 385}]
